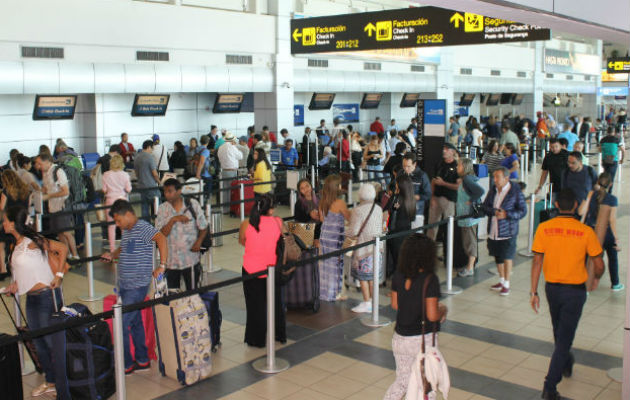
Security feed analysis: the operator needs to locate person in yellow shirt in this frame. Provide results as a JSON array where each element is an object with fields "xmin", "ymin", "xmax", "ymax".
[
  {"xmin": 530, "ymin": 188, "xmax": 604, "ymax": 400},
  {"xmin": 252, "ymin": 148, "xmax": 272, "ymax": 198}
]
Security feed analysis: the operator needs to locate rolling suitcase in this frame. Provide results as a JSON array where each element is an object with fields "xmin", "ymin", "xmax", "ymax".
[
  {"xmin": 153, "ymin": 295, "xmax": 212, "ymax": 386},
  {"xmin": 286, "ymin": 248, "xmax": 320, "ymax": 312},
  {"xmin": 103, "ymin": 294, "xmax": 157, "ymax": 361},
  {"xmin": 534, "ymin": 183, "xmax": 556, "ymax": 231},
  {"xmin": 50, "ymin": 303, "xmax": 116, "ymax": 400},
  {"xmin": 0, "ymin": 334, "xmax": 23, "ymax": 400},
  {"xmin": 230, "ymin": 179, "xmax": 255, "ymax": 216}
]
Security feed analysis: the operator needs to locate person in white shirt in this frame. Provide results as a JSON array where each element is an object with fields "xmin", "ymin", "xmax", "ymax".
[
  {"xmin": 17, "ymin": 155, "xmax": 40, "ymax": 191},
  {"xmin": 34, "ymin": 153, "xmax": 79, "ymax": 259},
  {"xmin": 388, "ymin": 119, "xmax": 399, "ymax": 134},
  {"xmin": 236, "ymin": 136, "xmax": 250, "ymax": 171},
  {"xmin": 217, "ymin": 132, "xmax": 243, "ymax": 213},
  {"xmin": 151, "ymin": 134, "xmax": 170, "ymax": 176},
  {"xmin": 278, "ymin": 129, "xmax": 290, "ymax": 147}
]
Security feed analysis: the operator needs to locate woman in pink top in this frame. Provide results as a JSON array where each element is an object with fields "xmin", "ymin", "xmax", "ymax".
[
  {"xmin": 238, "ymin": 193, "xmax": 285, "ymax": 347},
  {"xmin": 102, "ymin": 155, "xmax": 132, "ymax": 251}
]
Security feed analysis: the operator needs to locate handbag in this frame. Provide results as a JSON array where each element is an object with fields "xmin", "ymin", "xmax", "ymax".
[
  {"xmin": 470, "ymin": 202, "xmax": 484, "ymax": 219},
  {"xmin": 342, "ymin": 202, "xmax": 376, "ymax": 258},
  {"xmin": 286, "ymin": 222, "xmax": 316, "ymax": 249},
  {"xmin": 275, "ymin": 219, "xmax": 302, "ymax": 285}
]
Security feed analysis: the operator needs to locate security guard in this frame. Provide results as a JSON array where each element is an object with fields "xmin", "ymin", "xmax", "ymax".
[{"xmin": 530, "ymin": 188, "xmax": 604, "ymax": 400}]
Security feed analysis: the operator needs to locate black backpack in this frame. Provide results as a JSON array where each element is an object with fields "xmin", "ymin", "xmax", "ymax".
[
  {"xmin": 184, "ymin": 198, "xmax": 212, "ymax": 253},
  {"xmin": 82, "ymin": 174, "xmax": 96, "ymax": 204}
]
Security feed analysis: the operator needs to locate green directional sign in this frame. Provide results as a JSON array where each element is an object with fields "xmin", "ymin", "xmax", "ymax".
[{"xmin": 291, "ymin": 6, "xmax": 550, "ymax": 54}]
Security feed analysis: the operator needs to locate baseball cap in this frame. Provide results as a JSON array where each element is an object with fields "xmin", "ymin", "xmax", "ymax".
[{"xmin": 152, "ymin": 134, "xmax": 160, "ymax": 141}]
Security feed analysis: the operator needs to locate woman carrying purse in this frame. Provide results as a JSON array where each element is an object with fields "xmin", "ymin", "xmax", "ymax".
[
  {"xmin": 2, "ymin": 205, "xmax": 69, "ymax": 398},
  {"xmin": 385, "ymin": 234, "xmax": 447, "ymax": 400}
]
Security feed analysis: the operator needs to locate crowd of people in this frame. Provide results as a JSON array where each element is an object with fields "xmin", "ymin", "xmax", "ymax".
[{"xmin": 0, "ymin": 107, "xmax": 626, "ymax": 399}]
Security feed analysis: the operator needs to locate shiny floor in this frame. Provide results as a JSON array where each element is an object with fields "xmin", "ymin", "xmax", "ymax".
[{"xmin": 2, "ymin": 158, "xmax": 627, "ymax": 399}]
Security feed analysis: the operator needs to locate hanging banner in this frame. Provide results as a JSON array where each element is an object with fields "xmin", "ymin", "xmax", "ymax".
[
  {"xmin": 33, "ymin": 95, "xmax": 77, "ymax": 120},
  {"xmin": 606, "ymin": 57, "xmax": 630, "ymax": 74},
  {"xmin": 291, "ymin": 6, "xmax": 550, "ymax": 54},
  {"xmin": 417, "ymin": 99, "xmax": 447, "ymax": 178},
  {"xmin": 543, "ymin": 49, "xmax": 599, "ymax": 75}
]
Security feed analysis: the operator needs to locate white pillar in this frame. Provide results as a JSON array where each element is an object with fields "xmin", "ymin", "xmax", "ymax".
[
  {"xmin": 436, "ymin": 48, "xmax": 455, "ymax": 121},
  {"xmin": 533, "ymin": 42, "xmax": 545, "ymax": 122}
]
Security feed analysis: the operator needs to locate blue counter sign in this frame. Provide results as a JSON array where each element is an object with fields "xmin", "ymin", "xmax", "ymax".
[
  {"xmin": 333, "ymin": 103, "xmax": 359, "ymax": 122},
  {"xmin": 33, "ymin": 95, "xmax": 77, "ymax": 120},
  {"xmin": 132, "ymin": 94, "xmax": 170, "ymax": 116},
  {"xmin": 294, "ymin": 105, "xmax": 304, "ymax": 126}
]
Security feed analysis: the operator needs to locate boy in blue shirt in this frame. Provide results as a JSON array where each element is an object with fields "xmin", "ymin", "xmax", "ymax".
[{"xmin": 280, "ymin": 139, "xmax": 298, "ymax": 170}]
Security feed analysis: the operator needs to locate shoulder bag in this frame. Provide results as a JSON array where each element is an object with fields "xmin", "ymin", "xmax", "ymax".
[
  {"xmin": 286, "ymin": 221, "xmax": 316, "ymax": 249},
  {"xmin": 342, "ymin": 202, "xmax": 376, "ymax": 258},
  {"xmin": 275, "ymin": 218, "xmax": 302, "ymax": 285}
]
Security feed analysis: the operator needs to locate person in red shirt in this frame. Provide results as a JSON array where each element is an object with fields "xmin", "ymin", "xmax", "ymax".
[
  {"xmin": 337, "ymin": 130, "xmax": 351, "ymax": 171},
  {"xmin": 119, "ymin": 132, "xmax": 135, "ymax": 168},
  {"xmin": 262, "ymin": 126, "xmax": 277, "ymax": 145},
  {"xmin": 370, "ymin": 117, "xmax": 385, "ymax": 134}
]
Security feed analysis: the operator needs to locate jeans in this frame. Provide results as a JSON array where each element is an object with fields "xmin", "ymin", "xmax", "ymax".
[
  {"xmin": 201, "ymin": 176, "xmax": 212, "ymax": 204},
  {"xmin": 603, "ymin": 163, "xmax": 618, "ymax": 191},
  {"xmin": 119, "ymin": 285, "xmax": 150, "ymax": 368},
  {"xmin": 165, "ymin": 264, "xmax": 202, "ymax": 291},
  {"xmin": 603, "ymin": 230, "xmax": 620, "ymax": 286},
  {"xmin": 544, "ymin": 283, "xmax": 586, "ymax": 394},
  {"xmin": 27, "ymin": 287, "xmax": 63, "ymax": 383},
  {"xmin": 366, "ymin": 165, "xmax": 385, "ymax": 186},
  {"xmin": 221, "ymin": 170, "xmax": 237, "ymax": 213},
  {"xmin": 140, "ymin": 189, "xmax": 160, "ymax": 219}
]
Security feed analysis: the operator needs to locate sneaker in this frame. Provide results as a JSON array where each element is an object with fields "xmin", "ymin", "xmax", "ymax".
[
  {"xmin": 490, "ymin": 282, "xmax": 503, "ymax": 291},
  {"xmin": 612, "ymin": 284, "xmax": 625, "ymax": 291},
  {"xmin": 134, "ymin": 360, "xmax": 151, "ymax": 372},
  {"xmin": 351, "ymin": 301, "xmax": 372, "ymax": 313},
  {"xmin": 31, "ymin": 382, "xmax": 56, "ymax": 397},
  {"xmin": 458, "ymin": 268, "xmax": 474, "ymax": 277},
  {"xmin": 125, "ymin": 364, "xmax": 135, "ymax": 375},
  {"xmin": 500, "ymin": 286, "xmax": 510, "ymax": 296}
]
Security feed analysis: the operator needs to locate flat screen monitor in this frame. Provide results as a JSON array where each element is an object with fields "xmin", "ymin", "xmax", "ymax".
[
  {"xmin": 131, "ymin": 94, "xmax": 170, "ymax": 117},
  {"xmin": 308, "ymin": 93, "xmax": 335, "ymax": 110},
  {"xmin": 400, "ymin": 93, "xmax": 420, "ymax": 108},
  {"xmin": 459, "ymin": 93, "xmax": 475, "ymax": 106},
  {"xmin": 500, "ymin": 93, "xmax": 514, "ymax": 104},
  {"xmin": 486, "ymin": 93, "xmax": 501, "ymax": 106},
  {"xmin": 33, "ymin": 95, "xmax": 77, "ymax": 120},
  {"xmin": 511, "ymin": 94, "xmax": 524, "ymax": 105},
  {"xmin": 213, "ymin": 93, "xmax": 245, "ymax": 113},
  {"xmin": 479, "ymin": 94, "xmax": 487, "ymax": 104},
  {"xmin": 360, "ymin": 93, "xmax": 383, "ymax": 109}
]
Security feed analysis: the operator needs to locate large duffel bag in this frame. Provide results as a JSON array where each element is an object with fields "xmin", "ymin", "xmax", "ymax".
[{"xmin": 286, "ymin": 248, "xmax": 320, "ymax": 312}]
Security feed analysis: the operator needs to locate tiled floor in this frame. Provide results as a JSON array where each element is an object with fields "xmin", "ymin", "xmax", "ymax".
[{"xmin": 3, "ymin": 159, "xmax": 627, "ymax": 399}]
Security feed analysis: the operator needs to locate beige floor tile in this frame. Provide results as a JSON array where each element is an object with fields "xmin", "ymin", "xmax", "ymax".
[
  {"xmin": 469, "ymin": 395, "xmax": 495, "ymax": 400},
  {"xmin": 125, "ymin": 374, "xmax": 179, "ymax": 400},
  {"xmin": 373, "ymin": 371, "xmax": 395, "ymax": 389},
  {"xmin": 520, "ymin": 353, "xmax": 550, "ymax": 371},
  {"xmin": 219, "ymin": 389, "xmax": 267, "ymax": 400},
  {"xmin": 242, "ymin": 376, "xmax": 303, "ymax": 399},
  {"xmin": 500, "ymin": 365, "xmax": 546, "ymax": 390},
  {"xmin": 557, "ymin": 377, "xmax": 605, "ymax": 400},
  {"xmin": 308, "ymin": 374, "xmax": 368, "ymax": 399},
  {"xmin": 570, "ymin": 364, "xmax": 613, "ymax": 387},
  {"xmin": 481, "ymin": 344, "xmax": 532, "ymax": 365},
  {"xmin": 304, "ymin": 352, "xmax": 357, "ymax": 373},
  {"xmin": 338, "ymin": 360, "xmax": 391, "ymax": 384},
  {"xmin": 443, "ymin": 387, "xmax": 474, "ymax": 400},
  {"xmin": 344, "ymin": 384, "xmax": 388, "ymax": 400},
  {"xmin": 460, "ymin": 356, "xmax": 517, "ymax": 379},
  {"xmin": 275, "ymin": 363, "xmax": 332, "ymax": 387},
  {"xmin": 591, "ymin": 340, "xmax": 623, "ymax": 357},
  {"xmin": 594, "ymin": 388, "xmax": 622, "ymax": 400},
  {"xmin": 440, "ymin": 336, "xmax": 493, "ymax": 356},
  {"xmin": 438, "ymin": 346, "xmax": 476, "ymax": 368},
  {"xmin": 282, "ymin": 387, "xmax": 338, "ymax": 400},
  {"xmin": 354, "ymin": 329, "xmax": 393, "ymax": 350}
]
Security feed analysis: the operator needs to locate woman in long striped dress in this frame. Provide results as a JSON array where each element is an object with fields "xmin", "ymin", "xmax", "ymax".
[{"xmin": 318, "ymin": 175, "xmax": 350, "ymax": 301}]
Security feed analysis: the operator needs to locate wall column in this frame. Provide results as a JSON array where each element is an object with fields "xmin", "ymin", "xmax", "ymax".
[
  {"xmin": 436, "ymin": 47, "xmax": 454, "ymax": 119},
  {"xmin": 533, "ymin": 41, "xmax": 545, "ymax": 121}
]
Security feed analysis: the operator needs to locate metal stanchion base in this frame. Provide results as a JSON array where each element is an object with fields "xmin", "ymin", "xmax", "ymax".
[
  {"xmin": 487, "ymin": 267, "xmax": 498, "ymax": 275},
  {"xmin": 607, "ymin": 367, "xmax": 623, "ymax": 382},
  {"xmin": 252, "ymin": 357, "xmax": 290, "ymax": 374},
  {"xmin": 360, "ymin": 316, "xmax": 392, "ymax": 327},
  {"xmin": 78, "ymin": 293, "xmax": 105, "ymax": 302},
  {"xmin": 440, "ymin": 284, "xmax": 463, "ymax": 295},
  {"xmin": 518, "ymin": 249, "xmax": 535, "ymax": 257}
]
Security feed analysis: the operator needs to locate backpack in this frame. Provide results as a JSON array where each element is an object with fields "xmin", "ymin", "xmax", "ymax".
[
  {"xmin": 82, "ymin": 174, "xmax": 96, "ymax": 204},
  {"xmin": 184, "ymin": 198, "xmax": 212, "ymax": 252},
  {"xmin": 53, "ymin": 163, "xmax": 86, "ymax": 206}
]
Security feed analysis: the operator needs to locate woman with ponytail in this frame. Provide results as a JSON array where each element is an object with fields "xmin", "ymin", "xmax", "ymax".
[
  {"xmin": 579, "ymin": 172, "xmax": 623, "ymax": 291},
  {"xmin": 2, "ymin": 205, "xmax": 69, "ymax": 397},
  {"xmin": 238, "ymin": 193, "xmax": 286, "ymax": 347}
]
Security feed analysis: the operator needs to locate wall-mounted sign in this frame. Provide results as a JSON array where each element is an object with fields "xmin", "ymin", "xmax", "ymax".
[
  {"xmin": 598, "ymin": 87, "xmax": 629, "ymax": 97},
  {"xmin": 602, "ymin": 70, "xmax": 629, "ymax": 82},
  {"xmin": 131, "ymin": 94, "xmax": 170, "ymax": 117},
  {"xmin": 33, "ymin": 95, "xmax": 77, "ymax": 120},
  {"xmin": 294, "ymin": 105, "xmax": 304, "ymax": 126},
  {"xmin": 308, "ymin": 93, "xmax": 335, "ymax": 110},
  {"xmin": 290, "ymin": 6, "xmax": 550, "ymax": 54},
  {"xmin": 332, "ymin": 103, "xmax": 359, "ymax": 123},
  {"xmin": 401, "ymin": 93, "xmax": 420, "ymax": 108},
  {"xmin": 606, "ymin": 57, "xmax": 630, "ymax": 74},
  {"xmin": 360, "ymin": 93, "xmax": 383, "ymax": 109},
  {"xmin": 213, "ymin": 94, "xmax": 244, "ymax": 113},
  {"xmin": 423, "ymin": 99, "xmax": 446, "ymax": 137},
  {"xmin": 543, "ymin": 49, "xmax": 599, "ymax": 75}
]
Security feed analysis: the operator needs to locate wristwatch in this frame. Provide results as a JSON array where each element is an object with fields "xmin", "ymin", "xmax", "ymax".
[
  {"xmin": 530, "ymin": 292, "xmax": 538, "ymax": 297},
  {"xmin": 55, "ymin": 272, "xmax": 64, "ymax": 279}
]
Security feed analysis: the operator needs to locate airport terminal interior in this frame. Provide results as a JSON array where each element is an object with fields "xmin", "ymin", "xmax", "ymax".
[{"xmin": 0, "ymin": 0, "xmax": 629, "ymax": 399}]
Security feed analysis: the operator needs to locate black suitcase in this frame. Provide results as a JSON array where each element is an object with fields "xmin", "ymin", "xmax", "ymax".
[
  {"xmin": 50, "ymin": 303, "xmax": 115, "ymax": 400},
  {"xmin": 199, "ymin": 292, "xmax": 222, "ymax": 352},
  {"xmin": 286, "ymin": 248, "xmax": 320, "ymax": 312},
  {"xmin": 0, "ymin": 334, "xmax": 23, "ymax": 400}
]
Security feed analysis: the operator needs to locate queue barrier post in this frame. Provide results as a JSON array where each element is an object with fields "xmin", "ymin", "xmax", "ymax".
[
  {"xmin": 252, "ymin": 265, "xmax": 290, "ymax": 374},
  {"xmin": 153, "ymin": 196, "xmax": 159, "ymax": 217},
  {"xmin": 35, "ymin": 213, "xmax": 42, "ymax": 233},
  {"xmin": 205, "ymin": 203, "xmax": 221, "ymax": 273},
  {"xmin": 239, "ymin": 183, "xmax": 245, "ymax": 222},
  {"xmin": 361, "ymin": 236, "xmax": 392, "ymax": 328},
  {"xmin": 112, "ymin": 303, "xmax": 127, "ymax": 400},
  {"xmin": 310, "ymin": 165, "xmax": 315, "ymax": 189},
  {"xmin": 524, "ymin": 145, "xmax": 529, "ymax": 175},
  {"xmin": 518, "ymin": 193, "xmax": 536, "ymax": 258},
  {"xmin": 79, "ymin": 221, "xmax": 104, "ymax": 302},
  {"xmin": 348, "ymin": 178, "xmax": 353, "ymax": 205},
  {"xmin": 358, "ymin": 167, "xmax": 363, "ymax": 182},
  {"xmin": 598, "ymin": 153, "xmax": 604, "ymax": 174},
  {"xmin": 198, "ymin": 180, "xmax": 204, "ymax": 207},
  {"xmin": 289, "ymin": 189, "xmax": 296, "ymax": 216},
  {"xmin": 520, "ymin": 153, "xmax": 525, "ymax": 180},
  {"xmin": 532, "ymin": 141, "xmax": 537, "ymax": 164},
  {"xmin": 441, "ymin": 216, "xmax": 462, "ymax": 295}
]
